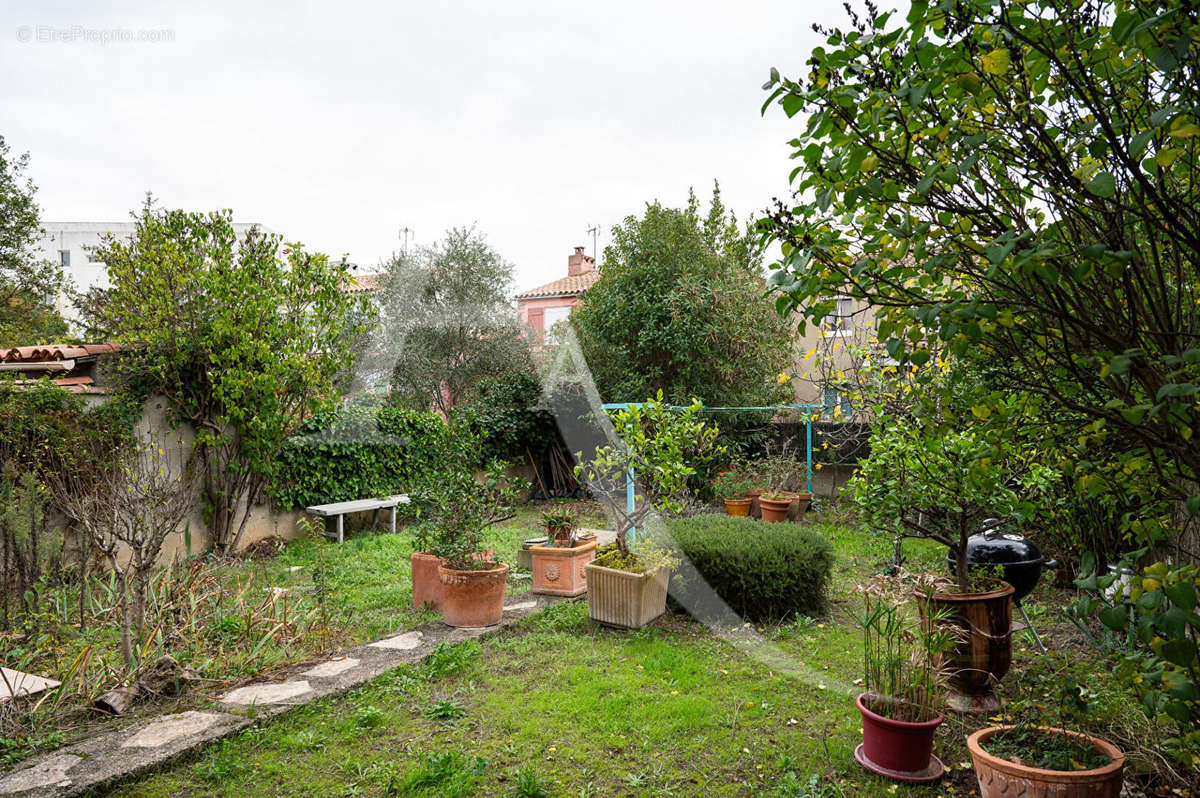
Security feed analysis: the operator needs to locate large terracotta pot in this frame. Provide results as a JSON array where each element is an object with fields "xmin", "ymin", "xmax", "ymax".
[
  {"xmin": 411, "ymin": 552, "xmax": 442, "ymax": 610},
  {"xmin": 724, "ymin": 497, "xmax": 751, "ymax": 517},
  {"xmin": 928, "ymin": 583, "xmax": 1014, "ymax": 712},
  {"xmin": 438, "ymin": 562, "xmax": 509, "ymax": 627},
  {"xmin": 585, "ymin": 562, "xmax": 669, "ymax": 629},
  {"xmin": 530, "ymin": 539, "xmax": 598, "ymax": 597},
  {"xmin": 967, "ymin": 726, "xmax": 1124, "ymax": 798},
  {"xmin": 759, "ymin": 495, "xmax": 793, "ymax": 523},
  {"xmin": 855, "ymin": 692, "xmax": 944, "ymax": 782}
]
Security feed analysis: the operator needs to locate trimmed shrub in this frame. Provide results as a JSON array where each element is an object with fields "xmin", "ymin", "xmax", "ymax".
[
  {"xmin": 271, "ymin": 405, "xmax": 451, "ymax": 509},
  {"xmin": 666, "ymin": 514, "xmax": 834, "ymax": 622}
]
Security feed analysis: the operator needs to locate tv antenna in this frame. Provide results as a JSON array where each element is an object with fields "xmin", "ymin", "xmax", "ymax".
[
  {"xmin": 586, "ymin": 223, "xmax": 600, "ymax": 263},
  {"xmin": 399, "ymin": 226, "xmax": 414, "ymax": 254}
]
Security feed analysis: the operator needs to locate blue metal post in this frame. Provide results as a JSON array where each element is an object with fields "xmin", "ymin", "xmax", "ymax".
[
  {"xmin": 805, "ymin": 413, "xmax": 813, "ymax": 493},
  {"xmin": 626, "ymin": 467, "xmax": 636, "ymax": 545}
]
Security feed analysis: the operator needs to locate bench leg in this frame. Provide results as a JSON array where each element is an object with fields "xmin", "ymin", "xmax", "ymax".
[
  {"xmin": 337, "ymin": 514, "xmax": 344, "ymax": 544},
  {"xmin": 390, "ymin": 505, "xmax": 397, "ymax": 534}
]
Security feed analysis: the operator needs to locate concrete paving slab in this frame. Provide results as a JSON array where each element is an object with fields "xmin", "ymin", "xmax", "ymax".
[
  {"xmin": 504, "ymin": 600, "xmax": 537, "ymax": 611},
  {"xmin": 0, "ymin": 754, "xmax": 80, "ymax": 794},
  {"xmin": 121, "ymin": 711, "xmax": 223, "ymax": 749},
  {"xmin": 368, "ymin": 631, "xmax": 423, "ymax": 650},
  {"xmin": 219, "ymin": 680, "xmax": 312, "ymax": 706},
  {"xmin": 301, "ymin": 657, "xmax": 360, "ymax": 679}
]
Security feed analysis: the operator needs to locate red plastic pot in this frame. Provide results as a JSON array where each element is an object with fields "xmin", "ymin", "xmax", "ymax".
[{"xmin": 856, "ymin": 692, "xmax": 944, "ymax": 782}]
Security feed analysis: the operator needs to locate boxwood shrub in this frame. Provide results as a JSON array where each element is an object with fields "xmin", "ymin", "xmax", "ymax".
[{"xmin": 666, "ymin": 514, "xmax": 834, "ymax": 622}]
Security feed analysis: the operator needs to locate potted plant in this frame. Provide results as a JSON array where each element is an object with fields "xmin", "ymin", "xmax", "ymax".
[
  {"xmin": 713, "ymin": 467, "xmax": 753, "ymax": 516},
  {"xmin": 966, "ymin": 680, "xmax": 1124, "ymax": 797},
  {"xmin": 853, "ymin": 418, "xmax": 1055, "ymax": 712},
  {"xmin": 530, "ymin": 507, "xmax": 597, "ymax": 596},
  {"xmin": 753, "ymin": 443, "xmax": 812, "ymax": 523},
  {"xmin": 854, "ymin": 574, "xmax": 957, "ymax": 782},
  {"xmin": 426, "ymin": 456, "xmax": 526, "ymax": 628},
  {"xmin": 575, "ymin": 394, "xmax": 719, "ymax": 628}
]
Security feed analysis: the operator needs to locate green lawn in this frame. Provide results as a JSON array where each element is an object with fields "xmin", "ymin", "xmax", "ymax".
[{"xmin": 95, "ymin": 505, "xmax": 1156, "ymax": 796}]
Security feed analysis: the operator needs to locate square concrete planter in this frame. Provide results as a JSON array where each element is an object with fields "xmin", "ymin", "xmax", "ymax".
[
  {"xmin": 585, "ymin": 562, "xmax": 669, "ymax": 628},
  {"xmin": 530, "ymin": 539, "xmax": 598, "ymax": 597}
]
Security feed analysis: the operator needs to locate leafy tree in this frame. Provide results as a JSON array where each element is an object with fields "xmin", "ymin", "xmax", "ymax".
[
  {"xmin": 761, "ymin": 1, "xmax": 1200, "ymax": 511},
  {"xmin": 573, "ymin": 183, "xmax": 791, "ymax": 407},
  {"xmin": 97, "ymin": 202, "xmax": 371, "ymax": 552},
  {"xmin": 368, "ymin": 226, "xmax": 532, "ymax": 414},
  {"xmin": 0, "ymin": 135, "xmax": 68, "ymax": 347}
]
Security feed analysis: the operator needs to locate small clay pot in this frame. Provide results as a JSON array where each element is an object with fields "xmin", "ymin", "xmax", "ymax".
[
  {"xmin": 724, "ymin": 497, "xmax": 751, "ymax": 517},
  {"xmin": 759, "ymin": 496, "xmax": 793, "ymax": 523},
  {"xmin": 411, "ymin": 552, "xmax": 442, "ymax": 610},
  {"xmin": 438, "ymin": 561, "xmax": 510, "ymax": 627},
  {"xmin": 967, "ymin": 726, "xmax": 1124, "ymax": 798}
]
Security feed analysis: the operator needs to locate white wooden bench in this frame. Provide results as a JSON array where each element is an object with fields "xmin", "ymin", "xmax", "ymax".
[{"xmin": 305, "ymin": 495, "xmax": 410, "ymax": 543}]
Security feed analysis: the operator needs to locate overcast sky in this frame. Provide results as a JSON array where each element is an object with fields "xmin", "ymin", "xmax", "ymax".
[{"xmin": 2, "ymin": 0, "xmax": 854, "ymax": 293}]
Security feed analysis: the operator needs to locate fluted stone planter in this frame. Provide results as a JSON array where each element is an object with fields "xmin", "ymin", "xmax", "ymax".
[{"xmin": 585, "ymin": 562, "xmax": 669, "ymax": 629}]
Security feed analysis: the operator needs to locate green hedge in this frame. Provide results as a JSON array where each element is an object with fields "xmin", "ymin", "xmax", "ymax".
[
  {"xmin": 666, "ymin": 514, "xmax": 834, "ymax": 622},
  {"xmin": 272, "ymin": 405, "xmax": 451, "ymax": 509}
]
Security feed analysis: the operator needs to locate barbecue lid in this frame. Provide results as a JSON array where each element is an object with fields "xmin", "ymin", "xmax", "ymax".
[{"xmin": 945, "ymin": 521, "xmax": 1046, "ymax": 567}]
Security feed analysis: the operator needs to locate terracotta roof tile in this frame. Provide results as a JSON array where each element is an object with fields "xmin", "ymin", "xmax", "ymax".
[
  {"xmin": 514, "ymin": 271, "xmax": 600, "ymax": 300},
  {"xmin": 343, "ymin": 273, "xmax": 385, "ymax": 294},
  {"xmin": 2, "ymin": 344, "xmax": 120, "ymax": 363}
]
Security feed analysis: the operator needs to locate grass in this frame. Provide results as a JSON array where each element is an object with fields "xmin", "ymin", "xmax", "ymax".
[{"xmin": 15, "ymin": 499, "xmax": 1165, "ymax": 795}]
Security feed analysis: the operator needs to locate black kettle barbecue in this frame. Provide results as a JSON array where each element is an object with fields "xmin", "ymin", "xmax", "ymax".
[{"xmin": 944, "ymin": 519, "xmax": 1057, "ymax": 652}]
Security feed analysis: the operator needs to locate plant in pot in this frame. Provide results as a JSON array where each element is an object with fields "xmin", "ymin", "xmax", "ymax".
[
  {"xmin": 426, "ymin": 456, "xmax": 526, "ymax": 628},
  {"xmin": 855, "ymin": 573, "xmax": 958, "ymax": 782},
  {"xmin": 853, "ymin": 417, "xmax": 1055, "ymax": 712},
  {"xmin": 575, "ymin": 394, "xmax": 720, "ymax": 628},
  {"xmin": 713, "ymin": 466, "xmax": 753, "ymax": 517},
  {"xmin": 753, "ymin": 442, "xmax": 812, "ymax": 523},
  {"xmin": 966, "ymin": 677, "xmax": 1125, "ymax": 797},
  {"xmin": 530, "ymin": 506, "xmax": 597, "ymax": 597}
]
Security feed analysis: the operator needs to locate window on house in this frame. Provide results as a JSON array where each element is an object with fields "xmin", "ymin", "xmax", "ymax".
[
  {"xmin": 821, "ymin": 295, "xmax": 854, "ymax": 334},
  {"xmin": 823, "ymin": 386, "xmax": 854, "ymax": 420},
  {"xmin": 87, "ymin": 248, "xmax": 101, "ymax": 263},
  {"xmin": 59, "ymin": 250, "xmax": 71, "ymax": 268},
  {"xmin": 526, "ymin": 308, "xmax": 544, "ymax": 330}
]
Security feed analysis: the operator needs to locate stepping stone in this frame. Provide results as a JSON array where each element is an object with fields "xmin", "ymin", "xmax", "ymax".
[
  {"xmin": 504, "ymin": 601, "xmax": 537, "ymax": 611},
  {"xmin": 220, "ymin": 680, "xmax": 311, "ymax": 706},
  {"xmin": 286, "ymin": 566, "xmax": 304, "ymax": 572},
  {"xmin": 0, "ymin": 753, "xmax": 80, "ymax": 792},
  {"xmin": 301, "ymin": 657, "xmax": 360, "ymax": 678},
  {"xmin": 1, "ymin": 667, "xmax": 61, "ymax": 702},
  {"xmin": 369, "ymin": 631, "xmax": 423, "ymax": 650},
  {"xmin": 122, "ymin": 711, "xmax": 223, "ymax": 748}
]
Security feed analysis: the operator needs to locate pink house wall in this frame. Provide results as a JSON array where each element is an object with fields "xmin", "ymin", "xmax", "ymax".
[{"xmin": 518, "ymin": 295, "xmax": 581, "ymax": 330}]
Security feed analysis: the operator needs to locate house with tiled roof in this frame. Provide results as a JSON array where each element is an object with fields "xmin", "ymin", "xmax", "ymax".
[{"xmin": 515, "ymin": 247, "xmax": 599, "ymax": 336}]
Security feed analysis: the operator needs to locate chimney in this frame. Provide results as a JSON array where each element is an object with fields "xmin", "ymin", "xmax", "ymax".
[{"xmin": 567, "ymin": 245, "xmax": 595, "ymax": 276}]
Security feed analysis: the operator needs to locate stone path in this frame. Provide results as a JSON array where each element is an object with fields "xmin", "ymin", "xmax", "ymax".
[{"xmin": 0, "ymin": 592, "xmax": 561, "ymax": 797}]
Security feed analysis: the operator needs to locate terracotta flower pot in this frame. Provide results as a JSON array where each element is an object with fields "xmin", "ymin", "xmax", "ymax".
[
  {"xmin": 790, "ymin": 491, "xmax": 812, "ymax": 518},
  {"xmin": 411, "ymin": 552, "xmax": 442, "ymax": 610},
  {"xmin": 530, "ymin": 539, "xmax": 598, "ymax": 597},
  {"xmin": 585, "ymin": 562, "xmax": 669, "ymax": 629},
  {"xmin": 855, "ymin": 692, "xmax": 944, "ymax": 782},
  {"xmin": 747, "ymin": 489, "xmax": 764, "ymax": 519},
  {"xmin": 724, "ymin": 497, "xmax": 751, "ymax": 517},
  {"xmin": 967, "ymin": 726, "xmax": 1124, "ymax": 798},
  {"xmin": 928, "ymin": 583, "xmax": 1014, "ymax": 712},
  {"xmin": 759, "ymin": 496, "xmax": 793, "ymax": 523},
  {"xmin": 438, "ymin": 561, "xmax": 509, "ymax": 627}
]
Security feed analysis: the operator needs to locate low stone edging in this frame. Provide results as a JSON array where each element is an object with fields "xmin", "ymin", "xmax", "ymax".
[{"xmin": 0, "ymin": 593, "xmax": 555, "ymax": 797}]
